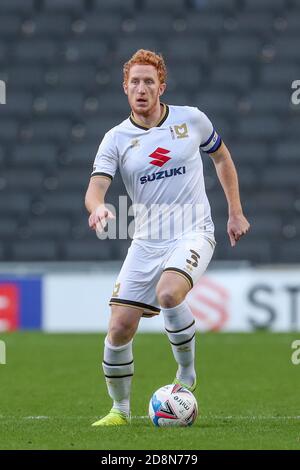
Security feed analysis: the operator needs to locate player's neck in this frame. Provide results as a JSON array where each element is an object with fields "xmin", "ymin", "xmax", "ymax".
[{"xmin": 131, "ymin": 102, "xmax": 164, "ymax": 129}]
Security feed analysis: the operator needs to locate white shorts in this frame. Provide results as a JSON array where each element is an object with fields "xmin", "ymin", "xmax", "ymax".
[{"xmin": 109, "ymin": 232, "xmax": 216, "ymax": 318}]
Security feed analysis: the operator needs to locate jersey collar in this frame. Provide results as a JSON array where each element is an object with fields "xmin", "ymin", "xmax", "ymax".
[{"xmin": 129, "ymin": 103, "xmax": 169, "ymax": 131}]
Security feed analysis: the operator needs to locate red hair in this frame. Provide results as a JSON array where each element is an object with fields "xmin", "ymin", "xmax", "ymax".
[{"xmin": 123, "ymin": 49, "xmax": 167, "ymax": 84}]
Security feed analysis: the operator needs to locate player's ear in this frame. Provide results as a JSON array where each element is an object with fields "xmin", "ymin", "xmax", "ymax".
[
  {"xmin": 159, "ymin": 83, "xmax": 166, "ymax": 96},
  {"xmin": 123, "ymin": 81, "xmax": 128, "ymax": 95}
]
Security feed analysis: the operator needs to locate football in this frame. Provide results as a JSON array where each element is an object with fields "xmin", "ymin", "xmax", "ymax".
[{"xmin": 149, "ymin": 384, "xmax": 198, "ymax": 427}]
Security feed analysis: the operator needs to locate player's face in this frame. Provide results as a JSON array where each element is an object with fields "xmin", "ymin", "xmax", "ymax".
[{"xmin": 124, "ymin": 64, "xmax": 166, "ymax": 116}]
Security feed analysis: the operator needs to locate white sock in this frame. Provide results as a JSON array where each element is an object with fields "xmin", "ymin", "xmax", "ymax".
[
  {"xmin": 102, "ymin": 337, "xmax": 133, "ymax": 416},
  {"xmin": 162, "ymin": 300, "xmax": 196, "ymax": 387}
]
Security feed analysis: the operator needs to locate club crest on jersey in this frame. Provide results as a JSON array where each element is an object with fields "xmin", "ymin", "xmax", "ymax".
[{"xmin": 169, "ymin": 123, "xmax": 189, "ymax": 140}]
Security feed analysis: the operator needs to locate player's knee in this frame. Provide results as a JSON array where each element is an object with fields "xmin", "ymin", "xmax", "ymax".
[
  {"xmin": 157, "ymin": 289, "xmax": 183, "ymax": 308},
  {"xmin": 108, "ymin": 319, "xmax": 135, "ymax": 345}
]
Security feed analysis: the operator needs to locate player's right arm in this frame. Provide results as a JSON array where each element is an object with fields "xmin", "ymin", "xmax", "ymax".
[
  {"xmin": 85, "ymin": 130, "xmax": 118, "ymax": 232},
  {"xmin": 85, "ymin": 176, "xmax": 115, "ymax": 232}
]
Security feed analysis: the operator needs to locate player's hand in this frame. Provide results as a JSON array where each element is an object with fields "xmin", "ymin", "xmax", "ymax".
[
  {"xmin": 88, "ymin": 204, "xmax": 115, "ymax": 234},
  {"xmin": 227, "ymin": 213, "xmax": 250, "ymax": 247}
]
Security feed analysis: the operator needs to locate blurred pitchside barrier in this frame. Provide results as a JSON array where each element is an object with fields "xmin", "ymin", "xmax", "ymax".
[{"xmin": 0, "ymin": 263, "xmax": 299, "ymax": 333}]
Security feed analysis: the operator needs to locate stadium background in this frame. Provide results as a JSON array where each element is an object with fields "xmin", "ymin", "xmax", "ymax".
[{"xmin": 0, "ymin": 0, "xmax": 300, "ymax": 450}]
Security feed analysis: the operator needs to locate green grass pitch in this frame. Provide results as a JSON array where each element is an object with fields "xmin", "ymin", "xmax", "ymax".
[{"xmin": 0, "ymin": 332, "xmax": 299, "ymax": 450}]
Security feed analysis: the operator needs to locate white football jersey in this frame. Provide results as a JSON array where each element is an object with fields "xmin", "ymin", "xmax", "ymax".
[{"xmin": 92, "ymin": 104, "xmax": 222, "ymax": 240}]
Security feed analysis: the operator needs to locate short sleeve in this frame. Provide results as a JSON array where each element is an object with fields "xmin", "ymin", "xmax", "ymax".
[
  {"xmin": 197, "ymin": 110, "xmax": 222, "ymax": 154},
  {"xmin": 91, "ymin": 130, "xmax": 118, "ymax": 180}
]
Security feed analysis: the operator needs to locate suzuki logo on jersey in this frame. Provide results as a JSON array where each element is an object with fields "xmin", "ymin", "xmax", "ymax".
[
  {"xmin": 140, "ymin": 166, "xmax": 186, "ymax": 185},
  {"xmin": 149, "ymin": 147, "xmax": 171, "ymax": 167},
  {"xmin": 141, "ymin": 147, "xmax": 186, "ymax": 185}
]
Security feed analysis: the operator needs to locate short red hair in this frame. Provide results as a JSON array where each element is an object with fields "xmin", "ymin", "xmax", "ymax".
[{"xmin": 123, "ymin": 49, "xmax": 167, "ymax": 84}]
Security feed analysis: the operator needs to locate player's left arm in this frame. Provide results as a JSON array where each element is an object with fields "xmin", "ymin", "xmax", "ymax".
[{"xmin": 210, "ymin": 141, "xmax": 250, "ymax": 247}]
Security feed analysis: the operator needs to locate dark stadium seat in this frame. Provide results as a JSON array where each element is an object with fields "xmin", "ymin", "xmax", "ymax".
[
  {"xmin": 54, "ymin": 168, "xmax": 91, "ymax": 191},
  {"xmin": 185, "ymin": 13, "xmax": 224, "ymax": 34},
  {"xmin": 116, "ymin": 38, "xmax": 160, "ymax": 61},
  {"xmin": 0, "ymin": 0, "xmax": 34, "ymax": 13},
  {"xmin": 49, "ymin": 65, "xmax": 96, "ymax": 89},
  {"xmin": 211, "ymin": 65, "xmax": 252, "ymax": 90},
  {"xmin": 97, "ymin": 92, "xmax": 129, "ymax": 115},
  {"xmin": 285, "ymin": 12, "xmax": 300, "ymax": 33},
  {"xmin": 224, "ymin": 239, "xmax": 272, "ymax": 264},
  {"xmin": 274, "ymin": 141, "xmax": 299, "ymax": 163},
  {"xmin": 218, "ymin": 37, "xmax": 261, "ymax": 62},
  {"xmin": 278, "ymin": 241, "xmax": 300, "ymax": 263},
  {"xmin": 238, "ymin": 115, "xmax": 282, "ymax": 139},
  {"xmin": 28, "ymin": 15, "xmax": 71, "ymax": 37},
  {"xmin": 2, "ymin": 91, "xmax": 32, "ymax": 117},
  {"xmin": 261, "ymin": 167, "xmax": 300, "ymax": 189},
  {"xmin": 0, "ymin": 217, "xmax": 18, "ymax": 238},
  {"xmin": 64, "ymin": 39, "xmax": 108, "ymax": 63},
  {"xmin": 3, "ymin": 170, "xmax": 44, "ymax": 192},
  {"xmin": 247, "ymin": 90, "xmax": 290, "ymax": 114},
  {"xmin": 195, "ymin": 91, "xmax": 237, "ymax": 114},
  {"xmin": 285, "ymin": 117, "xmax": 300, "ymax": 138},
  {"xmin": 260, "ymin": 64, "xmax": 300, "ymax": 86},
  {"xmin": 243, "ymin": 0, "xmax": 285, "ymax": 11},
  {"xmin": 36, "ymin": 91, "xmax": 84, "ymax": 117},
  {"xmin": 36, "ymin": 192, "xmax": 85, "ymax": 215},
  {"xmin": 143, "ymin": 0, "xmax": 185, "ymax": 12},
  {"xmin": 0, "ymin": 44, "xmax": 7, "ymax": 62},
  {"xmin": 0, "ymin": 192, "xmax": 31, "ymax": 215},
  {"xmin": 274, "ymin": 37, "xmax": 300, "ymax": 61},
  {"xmin": 26, "ymin": 119, "xmax": 71, "ymax": 142},
  {"xmin": 11, "ymin": 240, "xmax": 58, "ymax": 261},
  {"xmin": 167, "ymin": 65, "xmax": 202, "ymax": 91},
  {"xmin": 134, "ymin": 14, "xmax": 173, "ymax": 35},
  {"xmin": 0, "ymin": 121, "xmax": 19, "ymax": 142},
  {"xmin": 244, "ymin": 191, "xmax": 294, "ymax": 215},
  {"xmin": 166, "ymin": 38, "xmax": 209, "ymax": 63},
  {"xmin": 156, "ymin": 91, "xmax": 191, "ymax": 106},
  {"xmin": 85, "ymin": 117, "xmax": 124, "ymax": 139},
  {"xmin": 43, "ymin": 0, "xmax": 84, "ymax": 13},
  {"xmin": 12, "ymin": 144, "xmax": 58, "ymax": 168},
  {"xmin": 191, "ymin": 0, "xmax": 237, "ymax": 12},
  {"xmin": 81, "ymin": 14, "xmax": 121, "ymax": 36},
  {"xmin": 229, "ymin": 142, "xmax": 268, "ymax": 166},
  {"xmin": 233, "ymin": 13, "xmax": 273, "ymax": 33},
  {"xmin": 0, "ymin": 243, "xmax": 6, "ymax": 260},
  {"xmin": 249, "ymin": 215, "xmax": 282, "ymax": 238},
  {"xmin": 0, "ymin": 146, "xmax": 4, "ymax": 166},
  {"xmin": 14, "ymin": 40, "xmax": 58, "ymax": 63},
  {"xmin": 6, "ymin": 65, "xmax": 44, "ymax": 89},
  {"xmin": 63, "ymin": 240, "xmax": 113, "ymax": 261},
  {"xmin": 63, "ymin": 143, "xmax": 97, "ymax": 168},
  {"xmin": 93, "ymin": 0, "xmax": 135, "ymax": 13},
  {"xmin": 0, "ymin": 15, "xmax": 21, "ymax": 36},
  {"xmin": 24, "ymin": 217, "xmax": 71, "ymax": 239}
]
